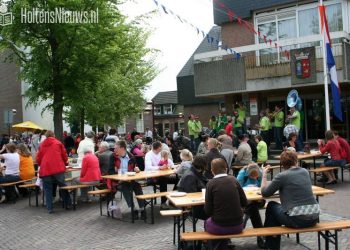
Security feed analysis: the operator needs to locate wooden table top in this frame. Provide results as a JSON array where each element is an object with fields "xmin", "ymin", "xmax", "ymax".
[
  {"xmin": 275, "ymin": 151, "xmax": 323, "ymax": 160},
  {"xmin": 167, "ymin": 185, "xmax": 334, "ymax": 208},
  {"xmin": 102, "ymin": 169, "xmax": 175, "ymax": 182}
]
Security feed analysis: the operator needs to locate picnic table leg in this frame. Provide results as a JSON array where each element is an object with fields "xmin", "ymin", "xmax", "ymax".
[
  {"xmin": 325, "ymin": 231, "xmax": 330, "ymax": 250},
  {"xmin": 99, "ymin": 194, "xmax": 102, "ymax": 216},
  {"xmin": 73, "ymin": 190, "xmax": 77, "ymax": 210},
  {"xmin": 130, "ymin": 184, "xmax": 135, "ymax": 223},
  {"xmin": 177, "ymin": 216, "xmax": 181, "ymax": 250},
  {"xmin": 313, "ymin": 157, "xmax": 316, "ymax": 169},
  {"xmin": 296, "ymin": 233, "xmax": 300, "ymax": 244},
  {"xmin": 318, "ymin": 232, "xmax": 321, "ymax": 250},
  {"xmin": 173, "ymin": 216, "xmax": 176, "ymax": 245},
  {"xmin": 151, "ymin": 198, "xmax": 154, "ymax": 224},
  {"xmin": 35, "ymin": 187, "xmax": 39, "ymax": 207},
  {"xmin": 28, "ymin": 189, "xmax": 32, "ymax": 206},
  {"xmin": 335, "ymin": 230, "xmax": 338, "ymax": 250}
]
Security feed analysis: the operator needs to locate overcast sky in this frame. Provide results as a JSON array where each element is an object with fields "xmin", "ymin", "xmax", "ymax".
[{"xmin": 120, "ymin": 0, "xmax": 214, "ymax": 100}]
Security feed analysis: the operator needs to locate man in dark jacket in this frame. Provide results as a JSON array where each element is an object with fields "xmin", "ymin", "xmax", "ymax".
[{"xmin": 177, "ymin": 155, "xmax": 208, "ymax": 220}]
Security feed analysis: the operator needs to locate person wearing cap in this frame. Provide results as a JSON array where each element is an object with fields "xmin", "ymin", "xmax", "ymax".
[
  {"xmin": 77, "ymin": 131, "xmax": 95, "ymax": 164},
  {"xmin": 237, "ymin": 163, "xmax": 265, "ymax": 249}
]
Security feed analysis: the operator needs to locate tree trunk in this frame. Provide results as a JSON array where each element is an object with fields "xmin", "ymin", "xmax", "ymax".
[
  {"xmin": 53, "ymin": 91, "xmax": 64, "ymax": 141},
  {"xmin": 80, "ymin": 108, "xmax": 85, "ymax": 138}
]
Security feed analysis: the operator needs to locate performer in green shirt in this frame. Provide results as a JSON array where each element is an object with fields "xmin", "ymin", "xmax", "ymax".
[
  {"xmin": 187, "ymin": 114, "xmax": 202, "ymax": 152},
  {"xmin": 255, "ymin": 110, "xmax": 270, "ymax": 148},
  {"xmin": 273, "ymin": 104, "xmax": 284, "ymax": 150},
  {"xmin": 216, "ymin": 111, "xmax": 227, "ymax": 132}
]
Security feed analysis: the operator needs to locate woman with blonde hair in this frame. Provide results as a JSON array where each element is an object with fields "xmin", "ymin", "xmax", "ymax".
[
  {"xmin": 204, "ymin": 138, "xmax": 226, "ymax": 179},
  {"xmin": 17, "ymin": 143, "xmax": 35, "ymax": 181},
  {"xmin": 175, "ymin": 149, "xmax": 193, "ymax": 177}
]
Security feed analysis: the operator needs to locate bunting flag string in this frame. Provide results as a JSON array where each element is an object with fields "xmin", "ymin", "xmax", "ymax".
[
  {"xmin": 152, "ymin": 0, "xmax": 241, "ymax": 59},
  {"xmin": 212, "ymin": 0, "xmax": 291, "ymax": 59}
]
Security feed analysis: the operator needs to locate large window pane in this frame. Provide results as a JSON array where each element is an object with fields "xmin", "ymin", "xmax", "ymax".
[
  {"xmin": 278, "ymin": 18, "xmax": 296, "ymax": 40},
  {"xmin": 258, "ymin": 22, "xmax": 276, "ymax": 43},
  {"xmin": 326, "ymin": 3, "xmax": 342, "ymax": 32},
  {"xmin": 259, "ymin": 48, "xmax": 278, "ymax": 65},
  {"xmin": 298, "ymin": 8, "xmax": 319, "ymax": 36}
]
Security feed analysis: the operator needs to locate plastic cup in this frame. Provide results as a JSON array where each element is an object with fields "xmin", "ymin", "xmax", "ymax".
[{"xmin": 202, "ymin": 188, "xmax": 206, "ymax": 199}]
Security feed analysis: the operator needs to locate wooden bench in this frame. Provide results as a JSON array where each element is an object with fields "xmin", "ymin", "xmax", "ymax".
[
  {"xmin": 309, "ymin": 167, "xmax": 339, "ymax": 187},
  {"xmin": 136, "ymin": 191, "xmax": 170, "ymax": 224},
  {"xmin": 60, "ymin": 184, "xmax": 97, "ymax": 210},
  {"xmin": 161, "ymin": 210, "xmax": 186, "ymax": 247},
  {"xmin": 0, "ymin": 179, "xmax": 34, "ymax": 187},
  {"xmin": 181, "ymin": 220, "xmax": 350, "ymax": 250},
  {"xmin": 88, "ymin": 189, "xmax": 113, "ymax": 216}
]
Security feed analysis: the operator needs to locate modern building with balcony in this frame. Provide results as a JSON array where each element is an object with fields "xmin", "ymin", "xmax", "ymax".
[{"xmin": 194, "ymin": 0, "xmax": 350, "ymax": 140}]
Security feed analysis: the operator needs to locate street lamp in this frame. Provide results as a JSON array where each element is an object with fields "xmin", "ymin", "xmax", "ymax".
[{"xmin": 5, "ymin": 109, "xmax": 16, "ymax": 136}]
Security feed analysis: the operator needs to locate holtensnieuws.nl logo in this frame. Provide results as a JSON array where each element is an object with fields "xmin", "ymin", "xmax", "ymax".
[{"xmin": 0, "ymin": 4, "xmax": 13, "ymax": 26}]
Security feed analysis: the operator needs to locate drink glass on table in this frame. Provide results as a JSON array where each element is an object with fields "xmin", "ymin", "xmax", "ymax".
[{"xmin": 201, "ymin": 188, "xmax": 206, "ymax": 199}]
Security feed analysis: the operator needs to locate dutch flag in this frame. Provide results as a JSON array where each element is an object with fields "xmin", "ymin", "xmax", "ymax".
[{"xmin": 319, "ymin": 5, "xmax": 343, "ymax": 121}]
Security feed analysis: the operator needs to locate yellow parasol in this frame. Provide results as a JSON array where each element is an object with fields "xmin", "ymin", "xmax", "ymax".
[{"xmin": 12, "ymin": 121, "xmax": 44, "ymax": 131}]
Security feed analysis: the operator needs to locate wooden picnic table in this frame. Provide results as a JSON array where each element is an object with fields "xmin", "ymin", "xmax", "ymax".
[
  {"xmin": 167, "ymin": 186, "xmax": 335, "ymax": 233},
  {"xmin": 102, "ymin": 169, "xmax": 175, "ymax": 223},
  {"xmin": 274, "ymin": 151, "xmax": 324, "ymax": 169}
]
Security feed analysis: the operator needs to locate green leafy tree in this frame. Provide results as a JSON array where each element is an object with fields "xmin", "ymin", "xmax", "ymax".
[{"xmin": 0, "ymin": 0, "xmax": 157, "ymax": 139}]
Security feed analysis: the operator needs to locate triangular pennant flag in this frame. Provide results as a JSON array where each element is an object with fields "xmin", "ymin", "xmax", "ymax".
[
  {"xmin": 269, "ymin": 39, "xmax": 272, "ymax": 45},
  {"xmin": 161, "ymin": 5, "xmax": 168, "ymax": 14},
  {"xmin": 176, "ymin": 15, "xmax": 183, "ymax": 23},
  {"xmin": 237, "ymin": 53, "xmax": 241, "ymax": 59},
  {"xmin": 153, "ymin": 0, "xmax": 159, "ymax": 6},
  {"xmin": 196, "ymin": 27, "xmax": 200, "ymax": 34},
  {"xmin": 227, "ymin": 10, "xmax": 235, "ymax": 22},
  {"xmin": 201, "ymin": 31, "xmax": 206, "ymax": 38},
  {"xmin": 263, "ymin": 35, "xmax": 267, "ymax": 43},
  {"xmin": 169, "ymin": 9, "xmax": 174, "ymax": 15},
  {"xmin": 237, "ymin": 17, "xmax": 241, "ymax": 24},
  {"xmin": 258, "ymin": 31, "xmax": 261, "ymax": 37}
]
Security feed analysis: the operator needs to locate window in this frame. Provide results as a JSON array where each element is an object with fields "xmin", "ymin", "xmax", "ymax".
[
  {"xmin": 163, "ymin": 104, "xmax": 173, "ymax": 115},
  {"xmin": 154, "ymin": 105, "xmax": 161, "ymax": 115},
  {"xmin": 117, "ymin": 123, "xmax": 126, "ymax": 134},
  {"xmin": 136, "ymin": 113, "xmax": 144, "ymax": 133},
  {"xmin": 179, "ymin": 122, "xmax": 185, "ymax": 130},
  {"xmin": 258, "ymin": 22, "xmax": 276, "ymax": 44},
  {"xmin": 278, "ymin": 18, "xmax": 296, "ymax": 40},
  {"xmin": 298, "ymin": 8, "xmax": 319, "ymax": 37},
  {"xmin": 326, "ymin": 3, "xmax": 342, "ymax": 32},
  {"xmin": 164, "ymin": 123, "xmax": 170, "ymax": 132}
]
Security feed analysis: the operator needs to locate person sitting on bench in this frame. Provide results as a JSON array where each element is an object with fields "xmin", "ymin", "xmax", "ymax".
[
  {"xmin": 204, "ymin": 158, "xmax": 248, "ymax": 250},
  {"xmin": 0, "ymin": 143, "xmax": 20, "ymax": 203},
  {"xmin": 261, "ymin": 151, "xmax": 320, "ymax": 250}
]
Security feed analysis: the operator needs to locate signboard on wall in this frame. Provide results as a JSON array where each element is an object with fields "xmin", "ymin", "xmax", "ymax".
[
  {"xmin": 249, "ymin": 97, "xmax": 258, "ymax": 116},
  {"xmin": 290, "ymin": 47, "xmax": 316, "ymax": 85}
]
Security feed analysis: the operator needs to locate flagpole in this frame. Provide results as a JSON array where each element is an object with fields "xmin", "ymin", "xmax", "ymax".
[{"xmin": 320, "ymin": 0, "xmax": 331, "ymax": 130}]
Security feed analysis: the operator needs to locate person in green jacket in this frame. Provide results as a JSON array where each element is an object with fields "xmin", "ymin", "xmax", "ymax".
[
  {"xmin": 255, "ymin": 111, "xmax": 270, "ymax": 147},
  {"xmin": 273, "ymin": 104, "xmax": 284, "ymax": 150},
  {"xmin": 255, "ymin": 135, "xmax": 268, "ymax": 163},
  {"xmin": 216, "ymin": 111, "xmax": 227, "ymax": 131},
  {"xmin": 187, "ymin": 114, "xmax": 202, "ymax": 152},
  {"xmin": 209, "ymin": 115, "xmax": 218, "ymax": 137}
]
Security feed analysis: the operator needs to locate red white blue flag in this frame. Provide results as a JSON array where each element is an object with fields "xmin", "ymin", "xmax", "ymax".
[{"xmin": 319, "ymin": 5, "xmax": 343, "ymax": 121}]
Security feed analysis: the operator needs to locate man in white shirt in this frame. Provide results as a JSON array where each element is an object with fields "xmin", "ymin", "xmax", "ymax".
[
  {"xmin": 145, "ymin": 127, "xmax": 153, "ymax": 145},
  {"xmin": 77, "ymin": 131, "xmax": 95, "ymax": 164},
  {"xmin": 145, "ymin": 141, "xmax": 170, "ymax": 209}
]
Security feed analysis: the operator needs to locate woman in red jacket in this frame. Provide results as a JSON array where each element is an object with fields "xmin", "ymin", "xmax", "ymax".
[
  {"xmin": 36, "ymin": 130, "xmax": 71, "ymax": 213},
  {"xmin": 72, "ymin": 147, "xmax": 101, "ymax": 202},
  {"xmin": 318, "ymin": 130, "xmax": 346, "ymax": 185}
]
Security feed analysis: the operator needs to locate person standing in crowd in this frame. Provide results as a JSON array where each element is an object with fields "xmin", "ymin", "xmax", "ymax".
[
  {"xmin": 245, "ymin": 134, "xmax": 258, "ymax": 162},
  {"xmin": 225, "ymin": 116, "xmax": 233, "ymax": 138},
  {"xmin": 261, "ymin": 151, "xmax": 319, "ymax": 249},
  {"xmin": 237, "ymin": 163, "xmax": 265, "ymax": 249},
  {"xmin": 74, "ymin": 133, "xmax": 82, "ymax": 151},
  {"xmin": 72, "ymin": 147, "xmax": 101, "ymax": 202},
  {"xmin": 36, "ymin": 131, "xmax": 71, "ymax": 213},
  {"xmin": 187, "ymin": 114, "xmax": 202, "ymax": 153},
  {"xmin": 77, "ymin": 131, "xmax": 95, "ymax": 164},
  {"xmin": 130, "ymin": 139, "xmax": 146, "ymax": 171},
  {"xmin": 17, "ymin": 143, "xmax": 35, "ymax": 181},
  {"xmin": 166, "ymin": 137, "xmax": 181, "ymax": 164},
  {"xmin": 209, "ymin": 115, "xmax": 218, "ymax": 137},
  {"xmin": 237, "ymin": 102, "xmax": 247, "ymax": 133},
  {"xmin": 130, "ymin": 128, "xmax": 140, "ymax": 142},
  {"xmin": 255, "ymin": 135, "xmax": 268, "ymax": 164},
  {"xmin": 266, "ymin": 108, "xmax": 274, "ymax": 148},
  {"xmin": 96, "ymin": 141, "xmax": 115, "ymax": 176},
  {"xmin": 105, "ymin": 128, "xmax": 119, "ymax": 150},
  {"xmin": 0, "ymin": 143, "xmax": 20, "ymax": 203},
  {"xmin": 114, "ymin": 140, "xmax": 145, "ymax": 220},
  {"xmin": 64, "ymin": 133, "xmax": 75, "ymax": 156},
  {"xmin": 204, "ymin": 158, "xmax": 248, "ymax": 250},
  {"xmin": 318, "ymin": 130, "xmax": 346, "ymax": 184},
  {"xmin": 287, "ymin": 107, "xmax": 302, "ymax": 148},
  {"xmin": 204, "ymin": 138, "xmax": 226, "ymax": 179},
  {"xmin": 145, "ymin": 127, "xmax": 153, "ymax": 145},
  {"xmin": 217, "ymin": 135, "xmax": 234, "ymax": 170},
  {"xmin": 256, "ymin": 110, "xmax": 270, "ymax": 148},
  {"xmin": 31, "ymin": 130, "xmax": 41, "ymax": 164},
  {"xmin": 334, "ymin": 131, "xmax": 350, "ymax": 163},
  {"xmin": 233, "ymin": 109, "xmax": 244, "ymax": 139},
  {"xmin": 273, "ymin": 105, "xmax": 284, "ymax": 150},
  {"xmin": 216, "ymin": 111, "xmax": 227, "ymax": 132}
]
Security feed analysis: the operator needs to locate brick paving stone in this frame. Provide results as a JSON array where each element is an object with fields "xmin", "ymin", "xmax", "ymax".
[{"xmin": 0, "ymin": 182, "xmax": 350, "ymax": 250}]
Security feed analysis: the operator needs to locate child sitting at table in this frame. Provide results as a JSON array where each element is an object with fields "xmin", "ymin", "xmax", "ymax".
[
  {"xmin": 205, "ymin": 158, "xmax": 248, "ymax": 249},
  {"xmin": 175, "ymin": 149, "xmax": 193, "ymax": 177},
  {"xmin": 158, "ymin": 150, "xmax": 174, "ymax": 169}
]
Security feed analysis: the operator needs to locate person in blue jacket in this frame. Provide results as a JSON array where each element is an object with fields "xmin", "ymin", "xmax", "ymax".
[{"xmin": 237, "ymin": 163, "xmax": 266, "ymax": 249}]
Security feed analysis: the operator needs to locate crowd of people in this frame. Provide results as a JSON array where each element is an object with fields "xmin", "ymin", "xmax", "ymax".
[{"xmin": 0, "ymin": 118, "xmax": 350, "ymax": 249}]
